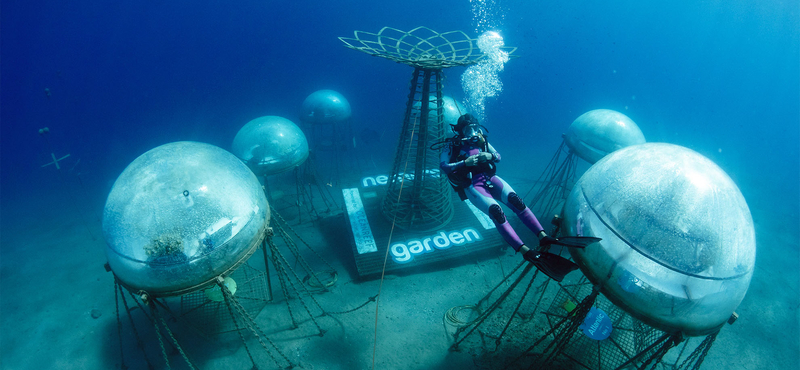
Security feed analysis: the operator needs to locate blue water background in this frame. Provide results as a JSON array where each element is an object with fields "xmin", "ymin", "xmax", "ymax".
[
  {"xmin": 2, "ymin": 1, "xmax": 798, "ymax": 252},
  {"xmin": 1, "ymin": 0, "xmax": 798, "ymax": 368},
  {"xmin": 3, "ymin": 1, "xmax": 796, "ymax": 222}
]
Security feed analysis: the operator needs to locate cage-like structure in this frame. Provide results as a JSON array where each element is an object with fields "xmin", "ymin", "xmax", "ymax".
[
  {"xmin": 540, "ymin": 280, "xmax": 669, "ymax": 370},
  {"xmin": 526, "ymin": 109, "xmax": 646, "ymax": 232},
  {"xmin": 455, "ymin": 272, "xmax": 722, "ymax": 370},
  {"xmin": 340, "ymin": 27, "xmax": 516, "ymax": 230},
  {"xmin": 179, "ymin": 263, "xmax": 270, "ymax": 336},
  {"xmin": 525, "ymin": 139, "xmax": 580, "ymax": 234}
]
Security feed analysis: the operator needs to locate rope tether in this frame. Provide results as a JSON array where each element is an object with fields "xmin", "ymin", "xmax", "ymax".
[{"xmin": 372, "ymin": 116, "xmax": 418, "ymax": 370}]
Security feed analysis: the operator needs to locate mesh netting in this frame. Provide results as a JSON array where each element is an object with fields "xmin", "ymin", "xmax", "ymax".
[
  {"xmin": 462, "ymin": 275, "xmax": 720, "ymax": 370},
  {"xmin": 179, "ymin": 263, "xmax": 270, "ymax": 336},
  {"xmin": 543, "ymin": 281, "xmax": 668, "ymax": 369}
]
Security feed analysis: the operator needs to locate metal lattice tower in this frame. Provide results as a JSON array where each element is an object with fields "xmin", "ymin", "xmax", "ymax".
[{"xmin": 340, "ymin": 26, "xmax": 516, "ymax": 231}]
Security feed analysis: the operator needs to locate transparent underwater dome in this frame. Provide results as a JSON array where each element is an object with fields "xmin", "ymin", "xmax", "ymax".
[
  {"xmin": 103, "ymin": 141, "xmax": 269, "ymax": 297},
  {"xmin": 564, "ymin": 109, "xmax": 646, "ymax": 164},
  {"xmin": 563, "ymin": 143, "xmax": 756, "ymax": 336},
  {"xmin": 300, "ymin": 89, "xmax": 352, "ymax": 125},
  {"xmin": 231, "ymin": 116, "xmax": 309, "ymax": 177}
]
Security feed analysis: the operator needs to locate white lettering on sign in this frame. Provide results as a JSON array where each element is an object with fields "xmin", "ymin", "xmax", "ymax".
[
  {"xmin": 588, "ymin": 312, "xmax": 605, "ymax": 336},
  {"xmin": 342, "ymin": 188, "xmax": 378, "ymax": 254},
  {"xmin": 390, "ymin": 228, "xmax": 483, "ymax": 264},
  {"xmin": 362, "ymin": 175, "xmax": 494, "ymax": 230},
  {"xmin": 361, "ymin": 170, "xmax": 441, "ymax": 188}
]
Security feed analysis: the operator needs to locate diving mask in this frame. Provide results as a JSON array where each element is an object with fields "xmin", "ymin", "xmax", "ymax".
[{"xmin": 461, "ymin": 124, "xmax": 486, "ymax": 145}]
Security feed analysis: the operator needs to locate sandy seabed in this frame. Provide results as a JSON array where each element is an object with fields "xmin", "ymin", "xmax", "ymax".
[{"xmin": 0, "ymin": 175, "xmax": 797, "ymax": 370}]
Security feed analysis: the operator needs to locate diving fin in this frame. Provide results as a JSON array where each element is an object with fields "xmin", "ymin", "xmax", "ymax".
[
  {"xmin": 552, "ymin": 236, "xmax": 602, "ymax": 249},
  {"xmin": 523, "ymin": 250, "xmax": 579, "ymax": 282}
]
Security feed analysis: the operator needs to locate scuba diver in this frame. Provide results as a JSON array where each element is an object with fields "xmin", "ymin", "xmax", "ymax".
[{"xmin": 436, "ymin": 113, "xmax": 599, "ymax": 282}]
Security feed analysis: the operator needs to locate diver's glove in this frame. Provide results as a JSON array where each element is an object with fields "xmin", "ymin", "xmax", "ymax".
[
  {"xmin": 465, "ymin": 155, "xmax": 480, "ymax": 166},
  {"xmin": 477, "ymin": 152, "xmax": 494, "ymax": 163}
]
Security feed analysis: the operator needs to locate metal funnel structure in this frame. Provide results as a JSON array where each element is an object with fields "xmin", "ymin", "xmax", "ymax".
[{"xmin": 340, "ymin": 26, "xmax": 516, "ymax": 231}]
